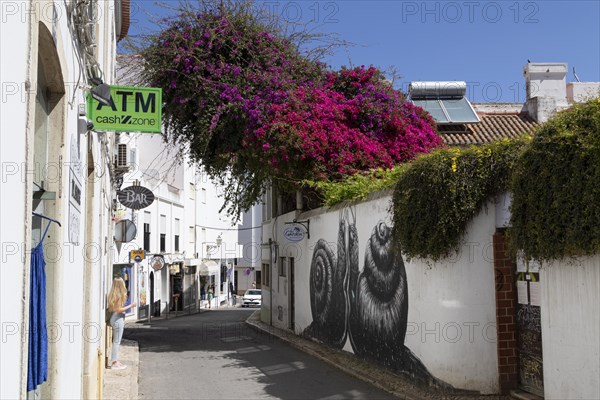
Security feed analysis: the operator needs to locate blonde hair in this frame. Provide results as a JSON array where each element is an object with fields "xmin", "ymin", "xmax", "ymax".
[{"xmin": 107, "ymin": 277, "xmax": 128, "ymax": 312}]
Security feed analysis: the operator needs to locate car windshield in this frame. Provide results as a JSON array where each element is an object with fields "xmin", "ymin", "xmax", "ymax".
[{"xmin": 246, "ymin": 290, "xmax": 261, "ymax": 296}]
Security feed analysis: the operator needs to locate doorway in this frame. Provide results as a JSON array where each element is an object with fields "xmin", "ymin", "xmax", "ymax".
[
  {"xmin": 112, "ymin": 264, "xmax": 133, "ymax": 313},
  {"xmin": 170, "ymin": 273, "xmax": 183, "ymax": 311},
  {"xmin": 516, "ymin": 266, "xmax": 544, "ymax": 396},
  {"xmin": 150, "ymin": 272, "xmax": 156, "ymax": 316}
]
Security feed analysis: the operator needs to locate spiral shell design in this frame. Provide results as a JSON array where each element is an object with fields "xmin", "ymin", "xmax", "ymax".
[
  {"xmin": 306, "ymin": 224, "xmax": 348, "ymax": 348},
  {"xmin": 348, "ymin": 221, "xmax": 409, "ymax": 368},
  {"xmin": 305, "ymin": 215, "xmax": 458, "ymax": 391}
]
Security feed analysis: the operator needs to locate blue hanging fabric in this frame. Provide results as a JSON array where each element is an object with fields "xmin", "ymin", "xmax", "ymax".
[{"xmin": 27, "ymin": 221, "xmax": 50, "ymax": 391}]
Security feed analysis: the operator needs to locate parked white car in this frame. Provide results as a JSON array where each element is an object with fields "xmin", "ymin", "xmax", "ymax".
[{"xmin": 241, "ymin": 289, "xmax": 262, "ymax": 307}]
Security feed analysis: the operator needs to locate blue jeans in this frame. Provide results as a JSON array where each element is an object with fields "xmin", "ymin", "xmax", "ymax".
[{"xmin": 110, "ymin": 312, "xmax": 125, "ymax": 363}]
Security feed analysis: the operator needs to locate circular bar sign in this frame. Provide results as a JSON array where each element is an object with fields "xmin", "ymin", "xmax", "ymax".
[{"xmin": 117, "ymin": 185, "xmax": 155, "ymax": 210}]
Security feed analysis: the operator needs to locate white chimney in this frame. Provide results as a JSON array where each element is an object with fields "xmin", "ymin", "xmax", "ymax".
[{"xmin": 524, "ymin": 63, "xmax": 569, "ymax": 122}]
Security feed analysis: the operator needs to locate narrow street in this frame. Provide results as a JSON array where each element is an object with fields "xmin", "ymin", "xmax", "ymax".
[{"xmin": 126, "ymin": 309, "xmax": 397, "ymax": 400}]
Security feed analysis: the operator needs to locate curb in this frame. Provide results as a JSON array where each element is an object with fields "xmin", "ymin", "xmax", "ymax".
[
  {"xmin": 244, "ymin": 311, "xmax": 428, "ymax": 400},
  {"xmin": 244, "ymin": 312, "xmax": 513, "ymax": 400}
]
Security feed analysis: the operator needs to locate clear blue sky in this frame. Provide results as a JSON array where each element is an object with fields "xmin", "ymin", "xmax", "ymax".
[{"xmin": 125, "ymin": 0, "xmax": 600, "ymax": 103}]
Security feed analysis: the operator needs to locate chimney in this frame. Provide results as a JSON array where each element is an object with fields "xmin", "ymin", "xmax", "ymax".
[{"xmin": 524, "ymin": 63, "xmax": 569, "ymax": 123}]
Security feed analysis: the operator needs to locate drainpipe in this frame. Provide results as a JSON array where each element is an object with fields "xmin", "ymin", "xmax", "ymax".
[
  {"xmin": 296, "ymin": 190, "xmax": 303, "ymax": 211},
  {"xmin": 82, "ymin": 132, "xmax": 99, "ymax": 399}
]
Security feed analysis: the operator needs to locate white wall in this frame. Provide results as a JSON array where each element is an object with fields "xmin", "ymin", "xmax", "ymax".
[
  {"xmin": 404, "ymin": 211, "xmax": 498, "ymax": 392},
  {"xmin": 567, "ymin": 82, "xmax": 600, "ymax": 103},
  {"xmin": 235, "ymin": 207, "xmax": 263, "ymax": 293},
  {"xmin": 0, "ymin": 1, "xmax": 118, "ymax": 397},
  {"xmin": 540, "ymin": 257, "xmax": 600, "ymax": 400},
  {"xmin": 264, "ymin": 191, "xmax": 499, "ymax": 393},
  {"xmin": 0, "ymin": 2, "xmax": 31, "ymax": 397}
]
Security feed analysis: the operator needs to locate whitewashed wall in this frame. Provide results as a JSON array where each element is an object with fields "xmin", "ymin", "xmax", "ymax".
[
  {"xmin": 1, "ymin": 1, "xmax": 117, "ymax": 398},
  {"xmin": 540, "ymin": 257, "xmax": 600, "ymax": 400},
  {"xmin": 263, "ymin": 191, "xmax": 499, "ymax": 393},
  {"xmin": 262, "ymin": 212, "xmax": 305, "ymax": 327},
  {"xmin": 0, "ymin": 3, "xmax": 31, "ymax": 398},
  {"xmin": 235, "ymin": 207, "xmax": 263, "ymax": 294}
]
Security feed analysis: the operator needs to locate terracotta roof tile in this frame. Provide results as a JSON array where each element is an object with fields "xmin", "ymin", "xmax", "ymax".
[{"xmin": 438, "ymin": 114, "xmax": 539, "ymax": 146}]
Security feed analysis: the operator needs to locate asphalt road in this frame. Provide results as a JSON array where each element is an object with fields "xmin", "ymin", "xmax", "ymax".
[{"xmin": 126, "ymin": 308, "xmax": 397, "ymax": 400}]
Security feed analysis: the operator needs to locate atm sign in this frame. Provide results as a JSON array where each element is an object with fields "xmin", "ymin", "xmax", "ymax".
[{"xmin": 87, "ymin": 86, "xmax": 162, "ymax": 133}]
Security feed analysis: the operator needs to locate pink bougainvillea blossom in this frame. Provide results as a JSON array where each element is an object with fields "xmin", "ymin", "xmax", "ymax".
[{"xmin": 142, "ymin": 8, "xmax": 442, "ymax": 215}]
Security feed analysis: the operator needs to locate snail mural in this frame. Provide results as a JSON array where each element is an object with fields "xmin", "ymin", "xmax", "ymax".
[
  {"xmin": 348, "ymin": 221, "xmax": 408, "ymax": 368},
  {"xmin": 303, "ymin": 216, "xmax": 350, "ymax": 348},
  {"xmin": 304, "ymin": 209, "xmax": 458, "ymax": 391}
]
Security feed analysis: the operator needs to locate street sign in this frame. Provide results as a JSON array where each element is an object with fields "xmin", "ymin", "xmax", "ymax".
[
  {"xmin": 86, "ymin": 85, "xmax": 162, "ymax": 133},
  {"xmin": 117, "ymin": 185, "xmax": 155, "ymax": 210},
  {"xmin": 130, "ymin": 249, "xmax": 146, "ymax": 263},
  {"xmin": 114, "ymin": 220, "xmax": 137, "ymax": 243}
]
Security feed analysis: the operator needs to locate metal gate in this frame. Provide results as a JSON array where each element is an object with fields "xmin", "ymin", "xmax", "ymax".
[{"xmin": 516, "ymin": 260, "xmax": 544, "ymax": 397}]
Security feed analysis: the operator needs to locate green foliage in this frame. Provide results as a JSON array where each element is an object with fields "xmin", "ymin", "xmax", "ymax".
[
  {"xmin": 509, "ymin": 98, "xmax": 600, "ymax": 261},
  {"xmin": 392, "ymin": 139, "xmax": 529, "ymax": 261},
  {"xmin": 305, "ymin": 166, "xmax": 407, "ymax": 206}
]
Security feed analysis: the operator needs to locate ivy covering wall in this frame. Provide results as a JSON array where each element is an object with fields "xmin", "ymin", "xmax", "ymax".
[
  {"xmin": 391, "ymin": 139, "xmax": 528, "ymax": 261},
  {"xmin": 509, "ymin": 98, "xmax": 600, "ymax": 261},
  {"xmin": 310, "ymin": 98, "xmax": 600, "ymax": 263}
]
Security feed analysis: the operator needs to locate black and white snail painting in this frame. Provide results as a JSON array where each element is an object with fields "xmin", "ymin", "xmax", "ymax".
[
  {"xmin": 348, "ymin": 221, "xmax": 409, "ymax": 368},
  {"xmin": 304, "ymin": 210, "xmax": 460, "ymax": 392},
  {"xmin": 303, "ymin": 214, "xmax": 351, "ymax": 348}
]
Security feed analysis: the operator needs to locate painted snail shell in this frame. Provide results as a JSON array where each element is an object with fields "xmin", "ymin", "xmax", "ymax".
[
  {"xmin": 348, "ymin": 221, "xmax": 409, "ymax": 368},
  {"xmin": 306, "ymin": 218, "xmax": 349, "ymax": 348},
  {"xmin": 347, "ymin": 216, "xmax": 360, "ymax": 312}
]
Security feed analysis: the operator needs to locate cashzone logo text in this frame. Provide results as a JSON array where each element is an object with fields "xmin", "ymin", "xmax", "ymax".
[{"xmin": 86, "ymin": 86, "xmax": 162, "ymax": 133}]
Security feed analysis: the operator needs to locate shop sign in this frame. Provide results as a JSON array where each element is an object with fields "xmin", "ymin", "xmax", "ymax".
[
  {"xmin": 86, "ymin": 85, "xmax": 162, "ymax": 133},
  {"xmin": 68, "ymin": 135, "xmax": 82, "ymax": 245},
  {"xmin": 130, "ymin": 249, "xmax": 145, "ymax": 263},
  {"xmin": 117, "ymin": 185, "xmax": 155, "ymax": 210},
  {"xmin": 283, "ymin": 225, "xmax": 304, "ymax": 242},
  {"xmin": 149, "ymin": 255, "xmax": 165, "ymax": 271}
]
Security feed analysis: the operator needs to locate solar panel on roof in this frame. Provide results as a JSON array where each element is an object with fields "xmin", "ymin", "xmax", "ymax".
[
  {"xmin": 412, "ymin": 99, "xmax": 448, "ymax": 122},
  {"xmin": 441, "ymin": 98, "xmax": 480, "ymax": 123},
  {"xmin": 409, "ymin": 81, "xmax": 480, "ymax": 125}
]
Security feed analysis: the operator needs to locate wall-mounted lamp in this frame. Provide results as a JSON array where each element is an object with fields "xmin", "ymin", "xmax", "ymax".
[
  {"xmin": 90, "ymin": 81, "xmax": 112, "ymax": 106},
  {"xmin": 206, "ymin": 234, "xmax": 223, "ymax": 255}
]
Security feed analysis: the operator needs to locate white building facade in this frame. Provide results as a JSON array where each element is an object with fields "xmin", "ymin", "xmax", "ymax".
[
  {"xmin": 1, "ymin": 0, "xmax": 128, "ymax": 398},
  {"xmin": 110, "ymin": 131, "xmax": 263, "ymax": 316}
]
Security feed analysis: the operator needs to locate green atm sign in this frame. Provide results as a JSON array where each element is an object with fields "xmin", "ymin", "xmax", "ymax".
[{"xmin": 87, "ymin": 86, "xmax": 162, "ymax": 133}]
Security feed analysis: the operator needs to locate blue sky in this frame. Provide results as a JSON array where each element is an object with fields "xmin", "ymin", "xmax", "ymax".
[{"xmin": 125, "ymin": 0, "xmax": 600, "ymax": 103}]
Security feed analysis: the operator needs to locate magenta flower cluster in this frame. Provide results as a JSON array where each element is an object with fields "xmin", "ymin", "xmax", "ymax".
[
  {"xmin": 244, "ymin": 67, "xmax": 442, "ymax": 180},
  {"xmin": 142, "ymin": 9, "xmax": 441, "ymax": 208}
]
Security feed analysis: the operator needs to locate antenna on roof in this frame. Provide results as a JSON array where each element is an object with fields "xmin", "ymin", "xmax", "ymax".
[{"xmin": 573, "ymin": 67, "xmax": 581, "ymax": 83}]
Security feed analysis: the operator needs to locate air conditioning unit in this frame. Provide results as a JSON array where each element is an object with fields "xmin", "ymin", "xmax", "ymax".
[{"xmin": 115, "ymin": 143, "xmax": 129, "ymax": 170}]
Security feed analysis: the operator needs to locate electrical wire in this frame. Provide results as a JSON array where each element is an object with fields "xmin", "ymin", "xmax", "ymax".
[
  {"xmin": 194, "ymin": 224, "xmax": 262, "ymax": 231},
  {"xmin": 63, "ymin": 0, "xmax": 85, "ymax": 109}
]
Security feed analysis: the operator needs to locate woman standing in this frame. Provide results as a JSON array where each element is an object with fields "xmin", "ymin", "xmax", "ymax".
[
  {"xmin": 107, "ymin": 277, "xmax": 136, "ymax": 370},
  {"xmin": 207, "ymin": 285, "xmax": 214, "ymax": 309}
]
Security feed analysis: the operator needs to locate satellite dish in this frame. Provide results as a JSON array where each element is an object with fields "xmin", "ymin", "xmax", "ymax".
[{"xmin": 114, "ymin": 219, "xmax": 137, "ymax": 243}]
